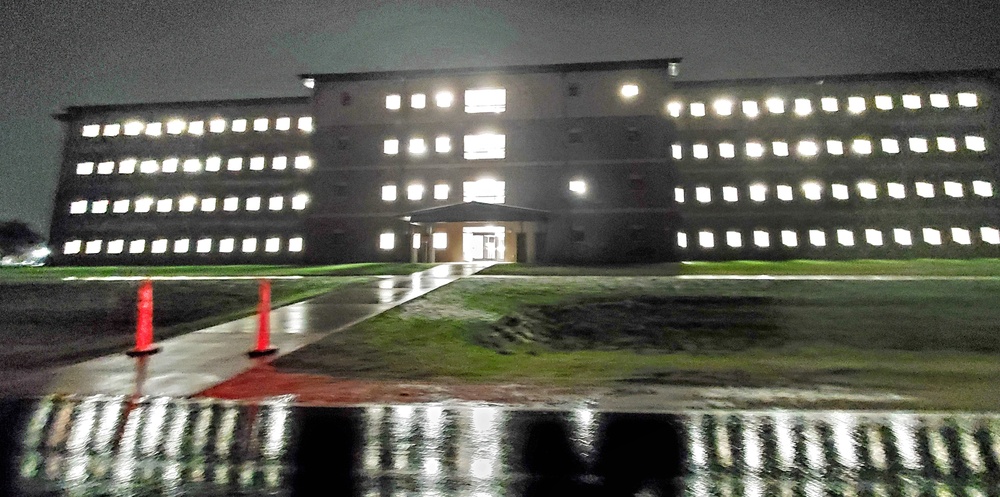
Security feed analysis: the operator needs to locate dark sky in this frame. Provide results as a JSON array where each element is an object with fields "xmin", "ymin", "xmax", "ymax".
[{"xmin": 3, "ymin": 0, "xmax": 999, "ymax": 234}]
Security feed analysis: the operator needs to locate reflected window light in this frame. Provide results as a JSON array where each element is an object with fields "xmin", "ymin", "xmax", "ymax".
[
  {"xmin": 382, "ymin": 185, "xmax": 397, "ymax": 201},
  {"xmin": 297, "ymin": 116, "xmax": 313, "ymax": 132},
  {"xmin": 772, "ymin": 141, "xmax": 789, "ymax": 157},
  {"xmin": 188, "ymin": 121, "xmax": 204, "ymax": 135},
  {"xmin": 223, "ymin": 196, "xmax": 239, "ymax": 211},
  {"xmin": 753, "ymin": 230, "xmax": 769, "ymax": 248},
  {"xmin": 268, "ymin": 196, "xmax": 283, "ymax": 211},
  {"xmin": 294, "ymin": 155, "xmax": 312, "ymax": 169},
  {"xmin": 253, "ymin": 118, "xmax": 268, "ymax": 131},
  {"xmin": 826, "ymin": 139, "xmax": 844, "ymax": 155},
  {"xmin": 289, "ymin": 237, "xmax": 304, "ymax": 252},
  {"xmin": 909, "ymin": 137, "xmax": 929, "ymax": 153},
  {"xmin": 674, "ymin": 187, "xmax": 685, "ymax": 203},
  {"xmin": 63, "ymin": 240, "xmax": 83, "ymax": 254},
  {"xmin": 432, "ymin": 232, "xmax": 448, "ymax": 249},
  {"xmin": 166, "ymin": 119, "xmax": 186, "ymax": 135},
  {"xmin": 97, "ymin": 161, "xmax": 115, "ymax": 175},
  {"xmin": 667, "ymin": 101, "xmax": 683, "ymax": 117},
  {"xmin": 765, "ymin": 98, "xmax": 784, "ymax": 114},
  {"xmin": 981, "ymin": 227, "xmax": 999, "ymax": 245},
  {"xmin": 384, "ymin": 139, "xmax": 399, "ymax": 155},
  {"xmin": 409, "ymin": 138, "xmax": 427, "ymax": 155},
  {"xmin": 944, "ymin": 181, "xmax": 963, "ymax": 197},
  {"xmin": 852, "ymin": 139, "xmax": 872, "ymax": 155},
  {"xmin": 777, "ymin": 184, "xmax": 793, "ymax": 201},
  {"xmin": 156, "ymin": 198, "xmax": 173, "ymax": 212},
  {"xmin": 847, "ymin": 96, "xmax": 866, "ymax": 113},
  {"xmin": 178, "ymin": 195, "xmax": 197, "ymax": 212},
  {"xmin": 275, "ymin": 117, "xmax": 291, "ymax": 131},
  {"xmin": 196, "ymin": 238, "xmax": 212, "ymax": 253},
  {"xmin": 161, "ymin": 158, "xmax": 179, "ymax": 173},
  {"xmin": 802, "ymin": 181, "xmax": 822, "ymax": 200},
  {"xmin": 134, "ymin": 197, "xmax": 154, "ymax": 213},
  {"xmin": 209, "ymin": 118, "xmax": 226, "ymax": 133},
  {"xmin": 250, "ymin": 156, "xmax": 266, "ymax": 171},
  {"xmin": 242, "ymin": 238, "xmax": 257, "ymax": 253},
  {"xmin": 923, "ymin": 228, "xmax": 942, "ymax": 245},
  {"xmin": 781, "ymin": 230, "xmax": 797, "ymax": 247},
  {"xmin": 174, "ymin": 239, "xmax": 190, "ymax": 253},
  {"xmin": 204, "ymin": 156, "xmax": 221, "ymax": 172},
  {"xmin": 81, "ymin": 124, "xmax": 101, "ymax": 137},
  {"xmin": 123, "ymin": 122, "xmax": 144, "ymax": 136},
  {"xmin": 265, "ymin": 237, "xmax": 281, "ymax": 253},
  {"xmin": 881, "ymin": 138, "xmax": 900, "ymax": 154},
  {"xmin": 837, "ymin": 229, "xmax": 855, "ymax": 246},
  {"xmin": 435, "ymin": 135, "xmax": 451, "ymax": 153},
  {"xmin": 118, "ymin": 159, "xmax": 137, "ymax": 174},
  {"xmin": 690, "ymin": 102, "xmax": 706, "ymax": 117},
  {"xmin": 140, "ymin": 160, "xmax": 158, "ymax": 174},
  {"xmin": 69, "ymin": 200, "xmax": 88, "ymax": 214},
  {"xmin": 695, "ymin": 186, "xmax": 711, "ymax": 203},
  {"xmin": 713, "ymin": 99, "xmax": 734, "ymax": 116},
  {"xmin": 151, "ymin": 239, "xmax": 168, "ymax": 254},
  {"xmin": 719, "ymin": 142, "xmax": 735, "ymax": 158},
  {"xmin": 887, "ymin": 182, "xmax": 906, "ymax": 199},
  {"xmin": 866, "ymin": 229, "xmax": 883, "ymax": 246},
  {"xmin": 85, "ymin": 240, "xmax": 102, "ymax": 254},
  {"xmin": 112, "ymin": 199, "xmax": 130, "ymax": 213},
  {"xmin": 433, "ymin": 184, "xmax": 449, "ymax": 200},
  {"xmin": 291, "ymin": 193, "xmax": 309, "ymax": 210},
  {"xmin": 965, "ymin": 136, "xmax": 986, "ymax": 152},
  {"xmin": 227, "ymin": 157, "xmax": 243, "ymax": 171},
  {"xmin": 219, "ymin": 238, "xmax": 235, "ymax": 253},
  {"xmin": 875, "ymin": 95, "xmax": 893, "ymax": 110},
  {"xmin": 972, "ymin": 180, "xmax": 993, "ymax": 197},
  {"xmin": 794, "ymin": 98, "xmax": 812, "ymax": 116},
  {"xmin": 809, "ymin": 229, "xmax": 826, "ymax": 247},
  {"xmin": 91, "ymin": 200, "xmax": 109, "ymax": 214},
  {"xmin": 952, "ymin": 227, "xmax": 972, "ymax": 245},
  {"xmin": 902, "ymin": 94, "xmax": 922, "ymax": 109},
  {"xmin": 76, "ymin": 161, "xmax": 95, "ymax": 175},
  {"xmin": 725, "ymin": 231, "xmax": 742, "ymax": 248},
  {"xmin": 246, "ymin": 196, "xmax": 261, "ymax": 211},
  {"xmin": 742, "ymin": 100, "xmax": 760, "ymax": 117},
  {"xmin": 677, "ymin": 232, "xmax": 688, "ymax": 248},
  {"xmin": 129, "ymin": 239, "xmax": 145, "ymax": 254},
  {"xmin": 930, "ymin": 93, "xmax": 949, "ymax": 108},
  {"xmin": 182, "ymin": 158, "xmax": 201, "ymax": 173},
  {"xmin": 746, "ymin": 141, "xmax": 765, "ymax": 158},
  {"xmin": 722, "ymin": 186, "xmax": 738, "ymax": 202},
  {"xmin": 937, "ymin": 137, "xmax": 957, "ymax": 152},
  {"xmin": 407, "ymin": 184, "xmax": 423, "ymax": 200},
  {"xmin": 671, "ymin": 144, "xmax": 683, "ymax": 160},
  {"xmin": 915, "ymin": 181, "xmax": 935, "ymax": 198},
  {"xmin": 749, "ymin": 183, "xmax": 767, "ymax": 202},
  {"xmin": 832, "ymin": 183, "xmax": 849, "ymax": 200},
  {"xmin": 201, "ymin": 197, "xmax": 217, "ymax": 212},
  {"xmin": 435, "ymin": 91, "xmax": 454, "ymax": 108},
  {"xmin": 798, "ymin": 140, "xmax": 818, "ymax": 156},
  {"xmin": 386, "ymin": 94, "xmax": 401, "ymax": 110},
  {"xmin": 858, "ymin": 181, "xmax": 878, "ymax": 199},
  {"xmin": 102, "ymin": 123, "xmax": 121, "ymax": 136},
  {"xmin": 698, "ymin": 231, "xmax": 714, "ymax": 248},
  {"xmin": 693, "ymin": 143, "xmax": 709, "ymax": 159},
  {"xmin": 379, "ymin": 232, "xmax": 394, "ymax": 250},
  {"xmin": 894, "ymin": 228, "xmax": 912, "ymax": 246},
  {"xmin": 411, "ymin": 93, "xmax": 426, "ymax": 109},
  {"xmin": 957, "ymin": 92, "xmax": 978, "ymax": 107},
  {"xmin": 821, "ymin": 97, "xmax": 839, "ymax": 112},
  {"xmin": 231, "ymin": 119, "xmax": 247, "ymax": 132}
]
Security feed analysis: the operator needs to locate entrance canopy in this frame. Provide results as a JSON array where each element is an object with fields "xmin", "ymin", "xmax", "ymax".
[{"xmin": 403, "ymin": 201, "xmax": 548, "ymax": 224}]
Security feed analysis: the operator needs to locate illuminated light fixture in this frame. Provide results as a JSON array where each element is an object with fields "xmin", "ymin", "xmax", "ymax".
[
  {"xmin": 63, "ymin": 240, "xmax": 83, "ymax": 254},
  {"xmin": 749, "ymin": 183, "xmax": 767, "ymax": 202},
  {"xmin": 464, "ymin": 88, "xmax": 506, "ymax": 113},
  {"xmin": 82, "ymin": 124, "xmax": 101, "ymax": 137},
  {"xmin": 972, "ymin": 180, "xmax": 993, "ymax": 197},
  {"xmin": 698, "ymin": 231, "xmax": 714, "ymax": 249},
  {"xmin": 929, "ymin": 93, "xmax": 949, "ymax": 108},
  {"xmin": 85, "ymin": 240, "xmax": 102, "ymax": 254},
  {"xmin": 156, "ymin": 198, "xmax": 173, "ymax": 212},
  {"xmin": 620, "ymin": 84, "xmax": 639, "ymax": 98},
  {"xmin": 407, "ymin": 184, "xmax": 424, "ymax": 201},
  {"xmin": 742, "ymin": 100, "xmax": 759, "ymax": 117},
  {"xmin": 97, "ymin": 161, "xmax": 115, "ymax": 175},
  {"xmin": 435, "ymin": 136, "xmax": 451, "ymax": 153},
  {"xmin": 837, "ymin": 229, "xmax": 855, "ymax": 246},
  {"xmin": 722, "ymin": 186, "xmax": 738, "ymax": 202},
  {"xmin": 772, "ymin": 141, "xmax": 789, "ymax": 157},
  {"xmin": 887, "ymin": 182, "xmax": 906, "ymax": 199},
  {"xmin": 76, "ymin": 162, "xmax": 94, "ymax": 175},
  {"xmin": 129, "ymin": 239, "xmax": 145, "ymax": 254},
  {"xmin": 943, "ymin": 181, "xmax": 963, "ymax": 198},
  {"xmin": 384, "ymin": 139, "xmax": 400, "ymax": 155},
  {"xmin": 382, "ymin": 185, "xmax": 397, "ymax": 201},
  {"xmin": 118, "ymin": 159, "xmax": 137, "ymax": 174},
  {"xmin": 411, "ymin": 93, "xmax": 426, "ymax": 109},
  {"xmin": 249, "ymin": 156, "xmax": 265, "ymax": 171},
  {"xmin": 569, "ymin": 180, "xmax": 587, "ymax": 194},
  {"xmin": 188, "ymin": 121, "xmax": 204, "ymax": 135},
  {"xmin": 719, "ymin": 142, "xmax": 735, "ymax": 158},
  {"xmin": 112, "ymin": 199, "xmax": 129, "ymax": 213},
  {"xmin": 289, "ymin": 237, "xmax": 304, "ymax": 252},
  {"xmin": 909, "ymin": 137, "xmax": 929, "ymax": 153},
  {"xmin": 965, "ymin": 136, "xmax": 986, "ymax": 152},
  {"xmin": 166, "ymin": 119, "xmax": 186, "ymax": 135},
  {"xmin": 223, "ymin": 197, "xmax": 239, "ymax": 211},
  {"xmin": 219, "ymin": 238, "xmax": 235, "ymax": 253},
  {"xmin": 820, "ymin": 97, "xmax": 838, "ymax": 112},
  {"xmin": 865, "ymin": 229, "xmax": 883, "ymax": 246},
  {"xmin": 178, "ymin": 195, "xmax": 197, "ymax": 212},
  {"xmin": 831, "ymin": 184, "xmax": 849, "ymax": 200},
  {"xmin": 292, "ymin": 193, "xmax": 309, "ymax": 210},
  {"xmin": 91, "ymin": 200, "xmax": 109, "ymax": 214},
  {"xmin": 726, "ymin": 231, "xmax": 742, "ymax": 248},
  {"xmin": 674, "ymin": 187, "xmax": 685, "ymax": 203},
  {"xmin": 857, "ymin": 181, "xmax": 877, "ymax": 199},
  {"xmin": 69, "ymin": 200, "xmax": 87, "ymax": 214},
  {"xmin": 134, "ymin": 197, "xmax": 154, "ymax": 213},
  {"xmin": 915, "ymin": 181, "xmax": 934, "ymax": 198},
  {"xmin": 298, "ymin": 117, "xmax": 313, "ymax": 132},
  {"xmin": 802, "ymin": 182, "xmax": 822, "ymax": 201},
  {"xmin": 161, "ymin": 158, "xmax": 179, "ymax": 173},
  {"xmin": 893, "ymin": 228, "xmax": 912, "ymax": 246},
  {"xmin": 797, "ymin": 140, "xmax": 818, "ymax": 156},
  {"xmin": 103, "ymin": 123, "xmax": 121, "ymax": 136},
  {"xmin": 753, "ymin": 230, "xmax": 769, "ymax": 248},
  {"xmin": 793, "ymin": 98, "xmax": 812, "ymax": 116},
  {"xmin": 275, "ymin": 117, "xmax": 291, "ymax": 131},
  {"xmin": 151, "ymin": 239, "xmax": 168, "ymax": 254},
  {"xmin": 676, "ymin": 232, "xmax": 688, "ymax": 248},
  {"xmin": 253, "ymin": 118, "xmax": 268, "ymax": 132},
  {"xmin": 875, "ymin": 95, "xmax": 893, "ymax": 110},
  {"xmin": 981, "ymin": 227, "xmax": 999, "ymax": 245},
  {"xmin": 713, "ymin": 99, "xmax": 733, "ymax": 116},
  {"xmin": 693, "ymin": 144, "xmax": 709, "ymax": 159},
  {"xmin": 957, "ymin": 92, "xmax": 978, "ymax": 107},
  {"xmin": 433, "ymin": 232, "xmax": 448, "ymax": 249},
  {"xmin": 826, "ymin": 140, "xmax": 844, "ymax": 155},
  {"xmin": 881, "ymin": 138, "xmax": 900, "ymax": 154},
  {"xmin": 231, "ymin": 119, "xmax": 247, "ymax": 132},
  {"xmin": 268, "ymin": 196, "xmax": 283, "ymax": 211},
  {"xmin": 265, "ymin": 237, "xmax": 281, "ymax": 253},
  {"xmin": 851, "ymin": 139, "xmax": 872, "ymax": 155},
  {"xmin": 123, "ymin": 121, "xmax": 145, "ymax": 136},
  {"xmin": 379, "ymin": 233, "xmax": 395, "ymax": 250},
  {"xmin": 847, "ymin": 96, "xmax": 866, "ymax": 113},
  {"xmin": 937, "ymin": 137, "xmax": 957, "ymax": 152},
  {"xmin": 272, "ymin": 156, "xmax": 287, "ymax": 170},
  {"xmin": 294, "ymin": 155, "xmax": 312, "ymax": 169},
  {"xmin": 433, "ymin": 184, "xmax": 449, "ymax": 200},
  {"xmin": 952, "ymin": 227, "xmax": 972, "ymax": 245},
  {"xmin": 902, "ymin": 94, "xmax": 921, "ymax": 109},
  {"xmin": 809, "ymin": 230, "xmax": 826, "ymax": 247},
  {"xmin": 435, "ymin": 91, "xmax": 453, "ymax": 108},
  {"xmin": 765, "ymin": 98, "xmax": 784, "ymax": 114},
  {"xmin": 242, "ymin": 238, "xmax": 258, "ymax": 253},
  {"xmin": 209, "ymin": 118, "xmax": 226, "ymax": 133},
  {"xmin": 409, "ymin": 138, "xmax": 427, "ymax": 155},
  {"xmin": 196, "ymin": 238, "xmax": 212, "ymax": 253},
  {"xmin": 695, "ymin": 186, "xmax": 711, "ymax": 203},
  {"xmin": 776, "ymin": 184, "xmax": 793, "ymax": 201},
  {"xmin": 182, "ymin": 158, "xmax": 201, "ymax": 173},
  {"xmin": 666, "ymin": 101, "xmax": 683, "ymax": 117},
  {"xmin": 174, "ymin": 239, "xmax": 190, "ymax": 253},
  {"xmin": 245, "ymin": 196, "xmax": 261, "ymax": 211},
  {"xmin": 302, "ymin": 78, "xmax": 315, "ymax": 89},
  {"xmin": 690, "ymin": 102, "xmax": 706, "ymax": 117},
  {"xmin": 227, "ymin": 157, "xmax": 243, "ymax": 171},
  {"xmin": 107, "ymin": 240, "xmax": 124, "ymax": 254},
  {"xmin": 746, "ymin": 142, "xmax": 765, "ymax": 158},
  {"xmin": 922, "ymin": 228, "xmax": 942, "ymax": 245},
  {"xmin": 781, "ymin": 230, "xmax": 797, "ymax": 247},
  {"xmin": 671, "ymin": 144, "xmax": 682, "ymax": 160},
  {"xmin": 200, "ymin": 197, "xmax": 217, "ymax": 212}
]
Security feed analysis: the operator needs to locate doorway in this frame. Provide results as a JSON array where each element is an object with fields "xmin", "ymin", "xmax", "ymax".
[{"xmin": 462, "ymin": 226, "xmax": 505, "ymax": 261}]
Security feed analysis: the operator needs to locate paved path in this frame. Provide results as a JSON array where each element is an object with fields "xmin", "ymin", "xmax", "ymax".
[{"xmin": 8, "ymin": 263, "xmax": 492, "ymax": 398}]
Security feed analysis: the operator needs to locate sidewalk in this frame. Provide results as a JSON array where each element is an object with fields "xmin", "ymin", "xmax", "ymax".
[{"xmin": 9, "ymin": 263, "xmax": 493, "ymax": 397}]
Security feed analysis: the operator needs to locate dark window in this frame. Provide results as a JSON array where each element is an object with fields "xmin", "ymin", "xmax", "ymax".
[
  {"xmin": 568, "ymin": 128, "xmax": 582, "ymax": 144},
  {"xmin": 626, "ymin": 127, "xmax": 640, "ymax": 142},
  {"xmin": 337, "ymin": 136, "xmax": 350, "ymax": 150},
  {"xmin": 332, "ymin": 183, "xmax": 348, "ymax": 197},
  {"xmin": 571, "ymin": 227, "xmax": 585, "ymax": 242},
  {"xmin": 629, "ymin": 175, "xmax": 646, "ymax": 191},
  {"xmin": 628, "ymin": 226, "xmax": 647, "ymax": 242},
  {"xmin": 340, "ymin": 92, "xmax": 352, "ymax": 106},
  {"xmin": 567, "ymin": 83, "xmax": 580, "ymax": 97}
]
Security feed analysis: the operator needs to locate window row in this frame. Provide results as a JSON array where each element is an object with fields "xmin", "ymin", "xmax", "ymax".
[
  {"xmin": 674, "ymin": 180, "xmax": 994, "ymax": 204},
  {"xmin": 677, "ymin": 226, "xmax": 999, "ymax": 249},
  {"xmin": 81, "ymin": 117, "xmax": 313, "ymax": 138},
  {"xmin": 63, "ymin": 236, "xmax": 304, "ymax": 255},
  {"xmin": 385, "ymin": 88, "xmax": 505, "ymax": 113},
  {"xmin": 377, "ymin": 232, "xmax": 449, "ymax": 251},
  {"xmin": 68, "ymin": 193, "xmax": 310, "ymax": 215},
  {"xmin": 75, "ymin": 155, "xmax": 312, "ymax": 175},
  {"xmin": 666, "ymin": 92, "xmax": 980, "ymax": 118},
  {"xmin": 381, "ymin": 179, "xmax": 506, "ymax": 204},
  {"xmin": 383, "ymin": 133, "xmax": 506, "ymax": 160},
  {"xmin": 672, "ymin": 136, "xmax": 987, "ymax": 161}
]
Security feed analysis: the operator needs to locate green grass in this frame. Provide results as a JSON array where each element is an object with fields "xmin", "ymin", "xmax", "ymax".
[{"xmin": 0, "ymin": 263, "xmax": 436, "ymax": 280}]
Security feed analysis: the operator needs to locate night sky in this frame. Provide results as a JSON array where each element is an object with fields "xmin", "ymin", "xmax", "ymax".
[{"xmin": 2, "ymin": 0, "xmax": 999, "ymax": 235}]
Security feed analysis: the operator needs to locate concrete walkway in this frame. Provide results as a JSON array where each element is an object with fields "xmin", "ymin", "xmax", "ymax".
[{"xmin": 9, "ymin": 263, "xmax": 492, "ymax": 397}]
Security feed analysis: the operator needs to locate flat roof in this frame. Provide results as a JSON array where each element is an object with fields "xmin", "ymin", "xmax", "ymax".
[
  {"xmin": 673, "ymin": 68, "xmax": 1000, "ymax": 89},
  {"xmin": 55, "ymin": 96, "xmax": 310, "ymax": 120}
]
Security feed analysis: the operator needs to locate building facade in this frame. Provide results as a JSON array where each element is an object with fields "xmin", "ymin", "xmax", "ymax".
[{"xmin": 48, "ymin": 59, "xmax": 999, "ymax": 265}]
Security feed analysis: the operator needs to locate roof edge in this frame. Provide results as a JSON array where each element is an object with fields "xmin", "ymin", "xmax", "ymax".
[{"xmin": 672, "ymin": 68, "xmax": 1000, "ymax": 89}]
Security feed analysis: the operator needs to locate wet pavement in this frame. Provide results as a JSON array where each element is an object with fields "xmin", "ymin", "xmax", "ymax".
[
  {"xmin": 4, "ymin": 263, "xmax": 493, "ymax": 398},
  {"xmin": 3, "ymin": 395, "xmax": 999, "ymax": 496}
]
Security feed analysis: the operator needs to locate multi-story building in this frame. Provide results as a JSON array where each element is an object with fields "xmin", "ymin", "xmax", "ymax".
[{"xmin": 48, "ymin": 59, "xmax": 999, "ymax": 265}]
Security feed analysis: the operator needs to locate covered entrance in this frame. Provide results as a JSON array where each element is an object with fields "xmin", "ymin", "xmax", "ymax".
[{"xmin": 403, "ymin": 201, "xmax": 548, "ymax": 263}]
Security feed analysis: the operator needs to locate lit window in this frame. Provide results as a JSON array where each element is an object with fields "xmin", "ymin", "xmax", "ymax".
[
  {"xmin": 915, "ymin": 182, "xmax": 934, "ymax": 198},
  {"xmin": 435, "ymin": 136, "xmax": 451, "ymax": 153},
  {"xmin": 875, "ymin": 95, "xmax": 893, "ymax": 110},
  {"xmin": 122, "ymin": 121, "xmax": 143, "ymax": 136},
  {"xmin": 151, "ymin": 239, "xmax": 168, "ymax": 254},
  {"xmin": 219, "ymin": 238, "xmax": 235, "ymax": 253},
  {"xmin": 462, "ymin": 179, "xmax": 505, "ymax": 203},
  {"xmin": 201, "ymin": 197, "xmax": 217, "ymax": 212},
  {"xmin": 69, "ymin": 200, "xmax": 88, "ymax": 214},
  {"xmin": 178, "ymin": 195, "xmax": 197, "ymax": 212},
  {"xmin": 826, "ymin": 140, "xmax": 844, "ymax": 155},
  {"xmin": 722, "ymin": 186, "xmax": 738, "ymax": 202},
  {"xmin": 209, "ymin": 119, "xmax": 226, "ymax": 133},
  {"xmin": 268, "ymin": 196, "xmax": 283, "ymax": 211},
  {"xmin": 972, "ymin": 180, "xmax": 993, "ymax": 197},
  {"xmin": 952, "ymin": 228, "xmax": 971, "ymax": 245},
  {"xmin": 135, "ymin": 197, "xmax": 154, "ymax": 213},
  {"xmin": 719, "ymin": 142, "xmax": 735, "ymax": 158},
  {"xmin": 161, "ymin": 158, "xmax": 179, "ymax": 173},
  {"xmin": 957, "ymin": 92, "xmax": 978, "ymax": 108},
  {"xmin": 97, "ymin": 161, "xmax": 115, "ymax": 175},
  {"xmin": 781, "ymin": 230, "xmax": 797, "ymax": 247},
  {"xmin": 667, "ymin": 101, "xmax": 683, "ymax": 117},
  {"xmin": 690, "ymin": 102, "xmax": 706, "ymax": 117},
  {"xmin": 726, "ymin": 231, "xmax": 742, "ymax": 248},
  {"xmin": 858, "ymin": 181, "xmax": 878, "ymax": 199},
  {"xmin": 82, "ymin": 125, "xmax": 100, "ymax": 137},
  {"xmin": 76, "ymin": 162, "xmax": 94, "ymax": 175},
  {"xmin": 246, "ymin": 196, "xmax": 261, "ymax": 211},
  {"xmin": 198, "ymin": 156, "xmax": 218, "ymax": 172},
  {"xmin": 465, "ymin": 88, "xmax": 506, "ymax": 113},
  {"xmin": 182, "ymin": 158, "xmax": 201, "ymax": 173},
  {"xmin": 820, "ymin": 97, "xmax": 838, "ymax": 112},
  {"xmin": 165, "ymin": 120, "xmax": 185, "ymax": 135},
  {"xmin": 797, "ymin": 140, "xmax": 818, "ymax": 156},
  {"xmin": 156, "ymin": 199, "xmax": 172, "ymax": 212},
  {"xmin": 112, "ymin": 199, "xmax": 129, "ymax": 213},
  {"xmin": 772, "ymin": 141, "xmax": 789, "ymax": 157},
  {"xmin": 463, "ymin": 133, "xmax": 506, "ymax": 160},
  {"xmin": 188, "ymin": 121, "xmax": 204, "ymax": 135},
  {"xmin": 227, "ymin": 157, "xmax": 243, "ymax": 171},
  {"xmin": 847, "ymin": 97, "xmax": 866, "ymax": 113},
  {"xmin": 265, "ymin": 237, "xmax": 281, "ymax": 253},
  {"xmin": 794, "ymin": 98, "xmax": 812, "ymax": 116},
  {"xmin": 809, "ymin": 230, "xmax": 826, "ymax": 247},
  {"xmin": 129, "ymin": 239, "xmax": 145, "ymax": 254},
  {"xmin": 695, "ymin": 186, "xmax": 711, "ymax": 203},
  {"xmin": 837, "ymin": 229, "xmax": 854, "ymax": 247},
  {"xmin": 106, "ymin": 240, "xmax": 124, "ymax": 254},
  {"xmin": 776, "ymin": 184, "xmax": 793, "ymax": 201},
  {"xmin": 231, "ymin": 119, "xmax": 247, "ymax": 132},
  {"xmin": 923, "ymin": 228, "xmax": 942, "ymax": 246},
  {"xmin": 802, "ymin": 182, "xmax": 822, "ymax": 201},
  {"xmin": 382, "ymin": 185, "xmax": 397, "ymax": 201},
  {"xmin": 746, "ymin": 142, "xmax": 765, "ymax": 158},
  {"xmin": 569, "ymin": 180, "xmax": 587, "ymax": 194},
  {"xmin": 137, "ymin": 160, "xmax": 157, "ymax": 174},
  {"xmin": 434, "ymin": 184, "xmax": 449, "ymax": 200},
  {"xmin": 386, "ymin": 94, "xmax": 401, "ymax": 110},
  {"xmin": 981, "ymin": 227, "xmax": 999, "ymax": 245},
  {"xmin": 765, "ymin": 98, "xmax": 784, "ymax": 114},
  {"xmin": 250, "ymin": 156, "xmax": 266, "ymax": 171},
  {"xmin": 118, "ymin": 159, "xmax": 137, "ymax": 174},
  {"xmin": 276, "ymin": 117, "xmax": 291, "ymax": 131},
  {"xmin": 294, "ymin": 155, "xmax": 312, "ymax": 169},
  {"xmin": 677, "ymin": 232, "xmax": 688, "ymax": 248},
  {"xmin": 937, "ymin": 137, "xmax": 957, "ymax": 152},
  {"xmin": 435, "ymin": 91, "xmax": 453, "ymax": 108},
  {"xmin": 742, "ymin": 100, "xmax": 759, "ymax": 117},
  {"xmin": 620, "ymin": 84, "xmax": 639, "ymax": 98},
  {"xmin": 384, "ymin": 139, "xmax": 400, "ymax": 155},
  {"xmin": 943, "ymin": 181, "xmax": 963, "ymax": 197},
  {"xmin": 881, "ymin": 138, "xmax": 900, "ymax": 154},
  {"xmin": 753, "ymin": 231, "xmax": 769, "ymax": 248},
  {"xmin": 288, "ymin": 237, "xmax": 304, "ymax": 252},
  {"xmin": 432, "ymin": 232, "xmax": 448, "ymax": 249},
  {"xmin": 174, "ymin": 239, "xmax": 190, "ymax": 253},
  {"xmin": 271, "ymin": 156, "xmax": 287, "ymax": 170},
  {"xmin": 411, "ymin": 93, "xmax": 426, "ymax": 109},
  {"xmin": 292, "ymin": 193, "xmax": 309, "ymax": 210},
  {"xmin": 713, "ymin": 99, "xmax": 733, "ymax": 116},
  {"xmin": 674, "ymin": 187, "xmax": 685, "ymax": 203},
  {"xmin": 893, "ymin": 228, "xmax": 912, "ymax": 246},
  {"xmin": 965, "ymin": 136, "xmax": 986, "ymax": 152},
  {"xmin": 698, "ymin": 231, "xmax": 714, "ymax": 249},
  {"xmin": 196, "ymin": 238, "xmax": 212, "ymax": 253},
  {"xmin": 902, "ymin": 94, "xmax": 921, "ymax": 109},
  {"xmin": 831, "ymin": 184, "xmax": 849, "ymax": 200},
  {"xmin": 379, "ymin": 233, "xmax": 395, "ymax": 250},
  {"xmin": 929, "ymin": 93, "xmax": 949, "ymax": 108},
  {"xmin": 85, "ymin": 240, "xmax": 102, "ymax": 254},
  {"xmin": 242, "ymin": 238, "xmax": 257, "ymax": 253},
  {"xmin": 693, "ymin": 144, "xmax": 709, "ymax": 159},
  {"xmin": 298, "ymin": 117, "xmax": 313, "ymax": 132},
  {"xmin": 223, "ymin": 196, "xmax": 239, "ymax": 211},
  {"xmin": 407, "ymin": 184, "xmax": 424, "ymax": 201},
  {"xmin": 103, "ymin": 123, "xmax": 121, "ymax": 137},
  {"xmin": 851, "ymin": 139, "xmax": 872, "ymax": 155},
  {"xmin": 63, "ymin": 240, "xmax": 82, "ymax": 254},
  {"xmin": 749, "ymin": 183, "xmax": 767, "ymax": 202},
  {"xmin": 671, "ymin": 144, "xmax": 683, "ymax": 160},
  {"xmin": 887, "ymin": 182, "xmax": 905, "ymax": 199},
  {"xmin": 91, "ymin": 200, "xmax": 108, "ymax": 214},
  {"xmin": 909, "ymin": 137, "xmax": 928, "ymax": 153},
  {"xmin": 409, "ymin": 138, "xmax": 427, "ymax": 155},
  {"xmin": 253, "ymin": 118, "xmax": 268, "ymax": 132}
]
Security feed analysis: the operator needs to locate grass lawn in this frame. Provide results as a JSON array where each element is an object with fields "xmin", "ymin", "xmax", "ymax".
[
  {"xmin": 0, "ymin": 262, "xmax": 435, "ymax": 281},
  {"xmin": 276, "ymin": 276, "xmax": 1000, "ymax": 410}
]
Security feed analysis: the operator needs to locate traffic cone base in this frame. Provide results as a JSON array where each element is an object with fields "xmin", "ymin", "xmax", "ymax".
[
  {"xmin": 247, "ymin": 347, "xmax": 278, "ymax": 358},
  {"xmin": 126, "ymin": 345, "xmax": 161, "ymax": 357}
]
